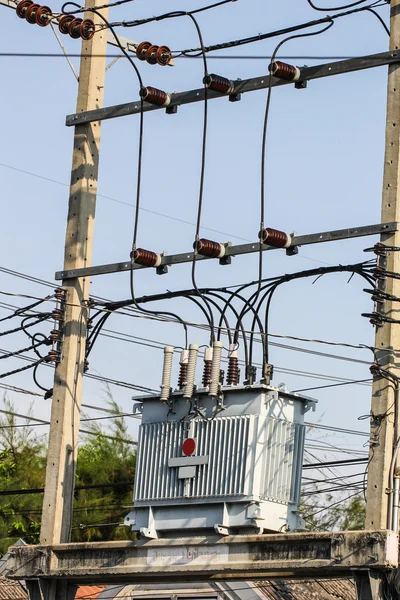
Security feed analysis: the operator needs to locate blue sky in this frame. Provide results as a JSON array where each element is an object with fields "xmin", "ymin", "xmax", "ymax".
[{"xmin": 0, "ymin": 0, "xmax": 391, "ymax": 470}]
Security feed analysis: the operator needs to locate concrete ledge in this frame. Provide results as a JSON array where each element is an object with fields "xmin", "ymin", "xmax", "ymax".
[{"xmin": 6, "ymin": 531, "xmax": 399, "ymax": 585}]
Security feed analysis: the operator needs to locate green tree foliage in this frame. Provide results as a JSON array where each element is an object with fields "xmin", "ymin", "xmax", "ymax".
[
  {"xmin": 0, "ymin": 391, "xmax": 136, "ymax": 554},
  {"xmin": 300, "ymin": 494, "xmax": 366, "ymax": 532}
]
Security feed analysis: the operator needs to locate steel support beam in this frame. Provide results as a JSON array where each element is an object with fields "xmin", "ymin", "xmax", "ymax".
[
  {"xmin": 55, "ymin": 222, "xmax": 397, "ymax": 280},
  {"xmin": 65, "ymin": 50, "xmax": 400, "ymax": 126},
  {"xmin": 6, "ymin": 531, "xmax": 399, "ymax": 585}
]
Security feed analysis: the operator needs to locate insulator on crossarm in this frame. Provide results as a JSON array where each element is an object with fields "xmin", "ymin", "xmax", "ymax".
[
  {"xmin": 160, "ymin": 346, "xmax": 174, "ymax": 402},
  {"xmin": 132, "ymin": 248, "xmax": 162, "ymax": 267},
  {"xmin": 259, "ymin": 227, "xmax": 292, "ymax": 249},
  {"xmin": 25, "ymin": 3, "xmax": 40, "ymax": 23},
  {"xmin": 68, "ymin": 18, "xmax": 83, "ymax": 39},
  {"xmin": 140, "ymin": 86, "xmax": 171, "ymax": 107},
  {"xmin": 203, "ymin": 74, "xmax": 235, "ymax": 95},
  {"xmin": 156, "ymin": 45, "xmax": 172, "ymax": 66},
  {"xmin": 269, "ymin": 61, "xmax": 301, "ymax": 82},
  {"xmin": 195, "ymin": 238, "xmax": 226, "ymax": 259},
  {"xmin": 80, "ymin": 19, "xmax": 95, "ymax": 40},
  {"xmin": 136, "ymin": 41, "xmax": 152, "ymax": 61},
  {"xmin": 209, "ymin": 341, "xmax": 223, "ymax": 397},
  {"xmin": 178, "ymin": 349, "xmax": 189, "ymax": 390},
  {"xmin": 226, "ymin": 344, "xmax": 239, "ymax": 386},
  {"xmin": 16, "ymin": 1, "xmax": 32, "ymax": 19},
  {"xmin": 183, "ymin": 344, "xmax": 199, "ymax": 399},
  {"xmin": 35, "ymin": 5, "xmax": 52, "ymax": 26},
  {"xmin": 146, "ymin": 44, "xmax": 159, "ymax": 65},
  {"xmin": 58, "ymin": 14, "xmax": 73, "ymax": 34},
  {"xmin": 202, "ymin": 347, "xmax": 213, "ymax": 387}
]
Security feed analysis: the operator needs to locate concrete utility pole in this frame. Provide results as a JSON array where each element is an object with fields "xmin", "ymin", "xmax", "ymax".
[
  {"xmin": 40, "ymin": 0, "xmax": 108, "ymax": 547},
  {"xmin": 366, "ymin": 0, "xmax": 400, "ymax": 532}
]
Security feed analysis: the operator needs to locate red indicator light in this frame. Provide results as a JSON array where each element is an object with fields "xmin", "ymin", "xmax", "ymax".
[{"xmin": 182, "ymin": 438, "xmax": 196, "ymax": 457}]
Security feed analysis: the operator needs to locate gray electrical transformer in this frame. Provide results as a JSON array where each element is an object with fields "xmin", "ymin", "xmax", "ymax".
[{"xmin": 125, "ymin": 384, "xmax": 316, "ymax": 538}]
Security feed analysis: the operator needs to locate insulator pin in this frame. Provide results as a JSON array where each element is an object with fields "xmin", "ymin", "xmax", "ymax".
[
  {"xmin": 140, "ymin": 86, "xmax": 171, "ymax": 107},
  {"xmin": 203, "ymin": 74, "xmax": 235, "ymax": 95},
  {"xmin": 178, "ymin": 350, "xmax": 189, "ymax": 389},
  {"xmin": 195, "ymin": 238, "xmax": 226, "ymax": 259},
  {"xmin": 132, "ymin": 248, "xmax": 162, "ymax": 268},
  {"xmin": 202, "ymin": 347, "xmax": 213, "ymax": 387},
  {"xmin": 183, "ymin": 344, "xmax": 199, "ymax": 399},
  {"xmin": 226, "ymin": 345, "xmax": 239, "ymax": 386},
  {"xmin": 269, "ymin": 61, "xmax": 301, "ymax": 82},
  {"xmin": 259, "ymin": 227, "xmax": 292, "ymax": 249},
  {"xmin": 209, "ymin": 341, "xmax": 223, "ymax": 397},
  {"xmin": 160, "ymin": 346, "xmax": 174, "ymax": 402}
]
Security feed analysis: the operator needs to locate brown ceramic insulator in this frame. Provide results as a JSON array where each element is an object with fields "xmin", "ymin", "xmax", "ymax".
[
  {"xmin": 178, "ymin": 361, "xmax": 188, "ymax": 390},
  {"xmin": 133, "ymin": 248, "xmax": 161, "ymax": 267},
  {"xmin": 140, "ymin": 86, "xmax": 170, "ymax": 107},
  {"xmin": 54, "ymin": 287, "xmax": 66, "ymax": 300},
  {"xmin": 59, "ymin": 14, "xmax": 74, "ymax": 34},
  {"xmin": 259, "ymin": 228, "xmax": 290, "ymax": 248},
  {"xmin": 226, "ymin": 356, "xmax": 239, "ymax": 386},
  {"xmin": 35, "ymin": 5, "xmax": 52, "ymax": 26},
  {"xmin": 80, "ymin": 19, "xmax": 95, "ymax": 40},
  {"xmin": 156, "ymin": 45, "xmax": 172, "ymax": 66},
  {"xmin": 145, "ymin": 44, "xmax": 159, "ymax": 65},
  {"xmin": 136, "ymin": 41, "xmax": 152, "ymax": 61},
  {"xmin": 68, "ymin": 17, "xmax": 83, "ymax": 39},
  {"xmin": 202, "ymin": 360, "xmax": 212, "ymax": 387},
  {"xmin": 49, "ymin": 329, "xmax": 62, "ymax": 341},
  {"xmin": 25, "ymin": 3, "xmax": 40, "ymax": 23},
  {"xmin": 52, "ymin": 308, "xmax": 64, "ymax": 321},
  {"xmin": 203, "ymin": 74, "xmax": 234, "ymax": 94},
  {"xmin": 195, "ymin": 238, "xmax": 224, "ymax": 258},
  {"xmin": 268, "ymin": 61, "xmax": 300, "ymax": 82},
  {"xmin": 46, "ymin": 349, "xmax": 60, "ymax": 363},
  {"xmin": 16, "ymin": 0, "xmax": 32, "ymax": 19}
]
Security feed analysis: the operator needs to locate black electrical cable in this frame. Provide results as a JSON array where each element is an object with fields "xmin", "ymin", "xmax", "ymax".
[
  {"xmin": 306, "ymin": 0, "xmax": 368, "ymax": 9},
  {"xmin": 108, "ymin": 0, "xmax": 234, "ymax": 28},
  {"xmin": 0, "ymin": 312, "xmax": 49, "ymax": 338},
  {"xmin": 32, "ymin": 362, "xmax": 51, "ymax": 393},
  {"xmin": 366, "ymin": 7, "xmax": 390, "ymax": 34},
  {"xmin": 0, "ymin": 295, "xmax": 53, "ymax": 324},
  {"xmin": 176, "ymin": 1, "xmax": 386, "ymax": 55},
  {"xmin": 292, "ymin": 378, "xmax": 372, "ymax": 392},
  {"xmin": 258, "ymin": 20, "xmax": 335, "ymax": 306},
  {"xmin": 187, "ymin": 10, "xmax": 218, "ymax": 342},
  {"xmin": 0, "ymin": 339, "xmax": 48, "ymax": 361},
  {"xmin": 0, "ymin": 357, "xmax": 46, "ymax": 380}
]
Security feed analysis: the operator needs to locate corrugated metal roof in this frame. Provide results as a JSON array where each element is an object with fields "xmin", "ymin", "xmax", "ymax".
[
  {"xmin": 0, "ymin": 577, "xmax": 27, "ymax": 600},
  {"xmin": 256, "ymin": 579, "xmax": 356, "ymax": 600}
]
